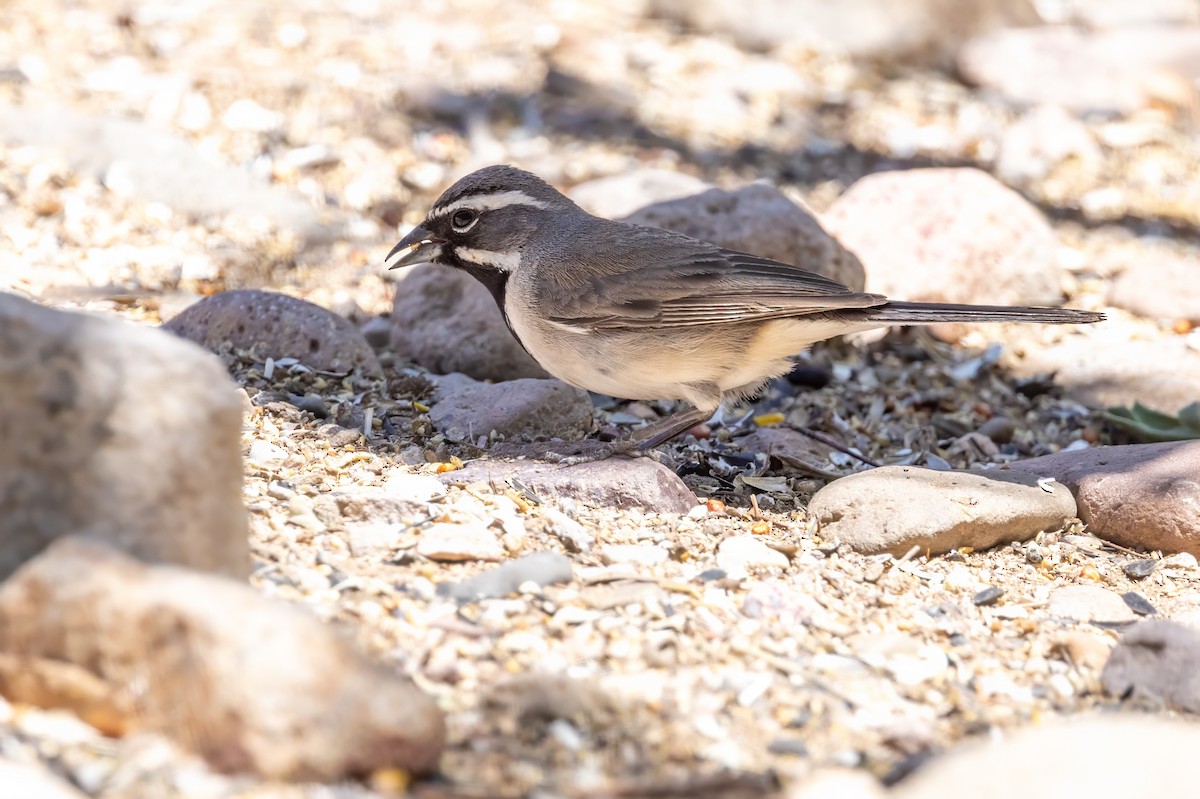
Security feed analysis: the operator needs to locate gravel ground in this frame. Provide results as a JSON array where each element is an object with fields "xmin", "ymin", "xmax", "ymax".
[{"xmin": 2, "ymin": 0, "xmax": 1199, "ymax": 797}]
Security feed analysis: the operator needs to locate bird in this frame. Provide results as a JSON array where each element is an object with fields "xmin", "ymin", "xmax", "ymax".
[{"xmin": 386, "ymin": 165, "xmax": 1104, "ymax": 452}]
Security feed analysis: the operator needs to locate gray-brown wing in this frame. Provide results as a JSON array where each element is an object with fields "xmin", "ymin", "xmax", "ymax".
[{"xmin": 547, "ymin": 241, "xmax": 886, "ymax": 332}]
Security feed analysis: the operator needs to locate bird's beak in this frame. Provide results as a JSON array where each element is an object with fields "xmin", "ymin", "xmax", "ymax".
[{"xmin": 385, "ymin": 226, "xmax": 444, "ymax": 270}]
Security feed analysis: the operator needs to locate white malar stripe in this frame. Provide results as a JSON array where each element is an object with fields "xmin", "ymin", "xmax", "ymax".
[
  {"xmin": 454, "ymin": 246, "xmax": 523, "ymax": 273},
  {"xmin": 429, "ymin": 190, "xmax": 550, "ymax": 219}
]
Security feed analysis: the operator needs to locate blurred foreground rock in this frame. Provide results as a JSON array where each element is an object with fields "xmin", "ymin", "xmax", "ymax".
[
  {"xmin": 165, "ymin": 289, "xmax": 382, "ymax": 376},
  {"xmin": 0, "ymin": 537, "xmax": 446, "ymax": 780},
  {"xmin": 624, "ymin": 184, "xmax": 867, "ymax": 291},
  {"xmin": 0, "ymin": 293, "xmax": 248, "ymax": 581},
  {"xmin": 0, "ymin": 759, "xmax": 87, "ymax": 799},
  {"xmin": 1102, "ymin": 621, "xmax": 1200, "ymax": 712},
  {"xmin": 823, "ymin": 169, "xmax": 1065, "ymax": 326},
  {"xmin": 890, "ymin": 715, "xmax": 1200, "ymax": 798},
  {"xmin": 808, "ymin": 465, "xmax": 1076, "ymax": 555},
  {"xmin": 1009, "ymin": 441, "xmax": 1200, "ymax": 556}
]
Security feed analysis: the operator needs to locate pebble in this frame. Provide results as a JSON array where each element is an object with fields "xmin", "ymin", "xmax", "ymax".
[
  {"xmin": 1048, "ymin": 585, "xmax": 1137, "ymax": 624},
  {"xmin": 1122, "ymin": 592, "xmax": 1157, "ymax": 617},
  {"xmin": 716, "ymin": 535, "xmax": 789, "ymax": 577},
  {"xmin": 600, "ymin": 544, "xmax": 669, "ymax": 568},
  {"xmin": 382, "ymin": 471, "xmax": 446, "ymax": 503},
  {"xmin": 1054, "ymin": 631, "xmax": 1112, "ymax": 672},
  {"xmin": 972, "ymin": 586, "xmax": 1005, "ymax": 607},
  {"xmin": 439, "ymin": 552, "xmax": 573, "ymax": 602},
  {"xmin": 1123, "ymin": 559, "xmax": 1157, "ymax": 580},
  {"xmin": 416, "ymin": 523, "xmax": 506, "ymax": 562}
]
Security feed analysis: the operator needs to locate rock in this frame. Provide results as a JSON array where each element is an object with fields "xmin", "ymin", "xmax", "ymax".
[
  {"xmin": 807, "ymin": 466, "xmax": 1076, "ymax": 556},
  {"xmin": 1048, "ymin": 585, "xmax": 1137, "ymax": 624},
  {"xmin": 0, "ymin": 759, "xmax": 88, "ymax": 799},
  {"xmin": 716, "ymin": 535, "xmax": 790, "ymax": 576},
  {"xmin": 735, "ymin": 427, "xmax": 833, "ymax": 471},
  {"xmin": 1053, "ymin": 631, "xmax": 1113, "ymax": 672},
  {"xmin": 164, "ymin": 290, "xmax": 382, "ymax": 377},
  {"xmin": 429, "ymin": 373, "xmax": 594, "ymax": 443},
  {"xmin": 439, "ymin": 551, "xmax": 574, "ymax": 602},
  {"xmin": 441, "ymin": 459, "xmax": 698, "ymax": 514},
  {"xmin": 0, "ymin": 106, "xmax": 332, "ymax": 241},
  {"xmin": 600, "ymin": 544, "xmax": 669, "ymax": 568},
  {"xmin": 624, "ymin": 184, "xmax": 866, "ymax": 291},
  {"xmin": 649, "ymin": 0, "xmax": 1038, "ymax": 61},
  {"xmin": 1102, "ymin": 620, "xmax": 1200, "ymax": 712},
  {"xmin": 1010, "ymin": 334, "xmax": 1200, "ymax": 413},
  {"xmin": 892, "ymin": 715, "xmax": 1200, "ymax": 799},
  {"xmin": 1007, "ymin": 441, "xmax": 1200, "ymax": 556},
  {"xmin": 416, "ymin": 522, "xmax": 505, "ymax": 562},
  {"xmin": 312, "ymin": 487, "xmax": 430, "ymax": 556},
  {"xmin": 1107, "ymin": 254, "xmax": 1200, "ymax": 322},
  {"xmin": 382, "ymin": 470, "xmax": 447, "ymax": 503},
  {"xmin": 541, "ymin": 507, "xmax": 594, "ymax": 553},
  {"xmin": 995, "ymin": 104, "xmax": 1103, "ymax": 186},
  {"xmin": 959, "ymin": 26, "xmax": 1200, "ymax": 115},
  {"xmin": 823, "ymin": 169, "xmax": 1063, "ymax": 319},
  {"xmin": 0, "ymin": 293, "xmax": 248, "ymax": 581},
  {"xmin": 569, "ymin": 168, "xmax": 711, "ymax": 220},
  {"xmin": 788, "ymin": 769, "xmax": 887, "ymax": 799},
  {"xmin": 1050, "ymin": 0, "xmax": 1200, "ymax": 28},
  {"xmin": 0, "ymin": 537, "xmax": 445, "ymax": 780},
  {"xmin": 847, "ymin": 632, "xmax": 950, "ymax": 686},
  {"xmin": 391, "ymin": 264, "xmax": 548, "ymax": 381}
]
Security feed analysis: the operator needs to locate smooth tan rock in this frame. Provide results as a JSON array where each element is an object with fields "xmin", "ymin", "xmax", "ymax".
[
  {"xmin": 165, "ymin": 289, "xmax": 381, "ymax": 376},
  {"xmin": 0, "ymin": 538, "xmax": 446, "ymax": 780},
  {"xmin": 1008, "ymin": 441, "xmax": 1200, "ymax": 556},
  {"xmin": 0, "ymin": 293, "xmax": 248, "ymax": 581},
  {"xmin": 624, "ymin": 184, "xmax": 866, "ymax": 291},
  {"xmin": 808, "ymin": 465, "xmax": 1076, "ymax": 556}
]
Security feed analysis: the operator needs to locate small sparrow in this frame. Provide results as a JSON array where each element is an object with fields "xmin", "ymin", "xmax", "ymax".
[{"xmin": 387, "ymin": 165, "xmax": 1103, "ymax": 450}]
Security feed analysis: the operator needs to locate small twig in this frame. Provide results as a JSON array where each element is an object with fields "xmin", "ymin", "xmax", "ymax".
[{"xmin": 787, "ymin": 424, "xmax": 881, "ymax": 468}]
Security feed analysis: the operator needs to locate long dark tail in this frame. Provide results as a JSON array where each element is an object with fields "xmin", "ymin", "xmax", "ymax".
[{"xmin": 863, "ymin": 301, "xmax": 1105, "ymax": 326}]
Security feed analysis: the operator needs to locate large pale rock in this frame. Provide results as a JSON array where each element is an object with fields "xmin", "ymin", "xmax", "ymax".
[
  {"xmin": 624, "ymin": 184, "xmax": 866, "ymax": 291},
  {"xmin": 0, "ymin": 293, "xmax": 248, "ymax": 581},
  {"xmin": 649, "ymin": 0, "xmax": 1037, "ymax": 61},
  {"xmin": 569, "ymin": 168, "xmax": 711, "ymax": 220},
  {"xmin": 892, "ymin": 715, "xmax": 1200, "ymax": 799},
  {"xmin": 823, "ymin": 169, "xmax": 1063, "ymax": 312},
  {"xmin": 1107, "ymin": 254, "xmax": 1200, "ymax": 322},
  {"xmin": 165, "ymin": 290, "xmax": 382, "ymax": 376},
  {"xmin": 0, "ymin": 760, "xmax": 87, "ymax": 799},
  {"xmin": 1007, "ymin": 442, "xmax": 1200, "ymax": 556},
  {"xmin": 429, "ymin": 372, "xmax": 594, "ymax": 443},
  {"xmin": 0, "ymin": 538, "xmax": 445, "ymax": 780},
  {"xmin": 442, "ymin": 459, "xmax": 698, "ymax": 514},
  {"xmin": 0, "ymin": 106, "xmax": 333, "ymax": 241},
  {"xmin": 959, "ymin": 26, "xmax": 1200, "ymax": 115},
  {"xmin": 1009, "ymin": 334, "xmax": 1200, "ymax": 413},
  {"xmin": 808, "ymin": 465, "xmax": 1076, "ymax": 556},
  {"xmin": 391, "ymin": 264, "xmax": 548, "ymax": 381}
]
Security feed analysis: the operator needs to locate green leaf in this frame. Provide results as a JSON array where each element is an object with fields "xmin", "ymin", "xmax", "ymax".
[{"xmin": 1101, "ymin": 401, "xmax": 1200, "ymax": 442}]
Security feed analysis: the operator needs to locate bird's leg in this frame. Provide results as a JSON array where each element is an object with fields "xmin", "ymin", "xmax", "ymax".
[{"xmin": 631, "ymin": 405, "xmax": 716, "ymax": 449}]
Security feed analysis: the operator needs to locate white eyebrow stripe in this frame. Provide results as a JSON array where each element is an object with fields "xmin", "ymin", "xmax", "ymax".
[
  {"xmin": 453, "ymin": 246, "xmax": 522, "ymax": 273},
  {"xmin": 429, "ymin": 190, "xmax": 550, "ymax": 218}
]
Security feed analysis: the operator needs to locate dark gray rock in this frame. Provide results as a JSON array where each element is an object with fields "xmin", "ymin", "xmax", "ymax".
[
  {"xmin": 442, "ymin": 458, "xmax": 698, "ymax": 514},
  {"xmin": 439, "ymin": 551, "xmax": 574, "ymax": 602},
  {"xmin": 1102, "ymin": 620, "xmax": 1200, "ymax": 712},
  {"xmin": 429, "ymin": 373, "xmax": 593, "ymax": 444},
  {"xmin": 0, "ymin": 293, "xmax": 248, "ymax": 581},
  {"xmin": 165, "ymin": 290, "xmax": 382, "ymax": 377},
  {"xmin": 624, "ymin": 184, "xmax": 866, "ymax": 291},
  {"xmin": 391, "ymin": 264, "xmax": 548, "ymax": 381}
]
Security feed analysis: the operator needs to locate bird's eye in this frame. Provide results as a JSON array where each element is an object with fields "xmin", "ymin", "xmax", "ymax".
[{"xmin": 451, "ymin": 209, "xmax": 477, "ymax": 230}]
